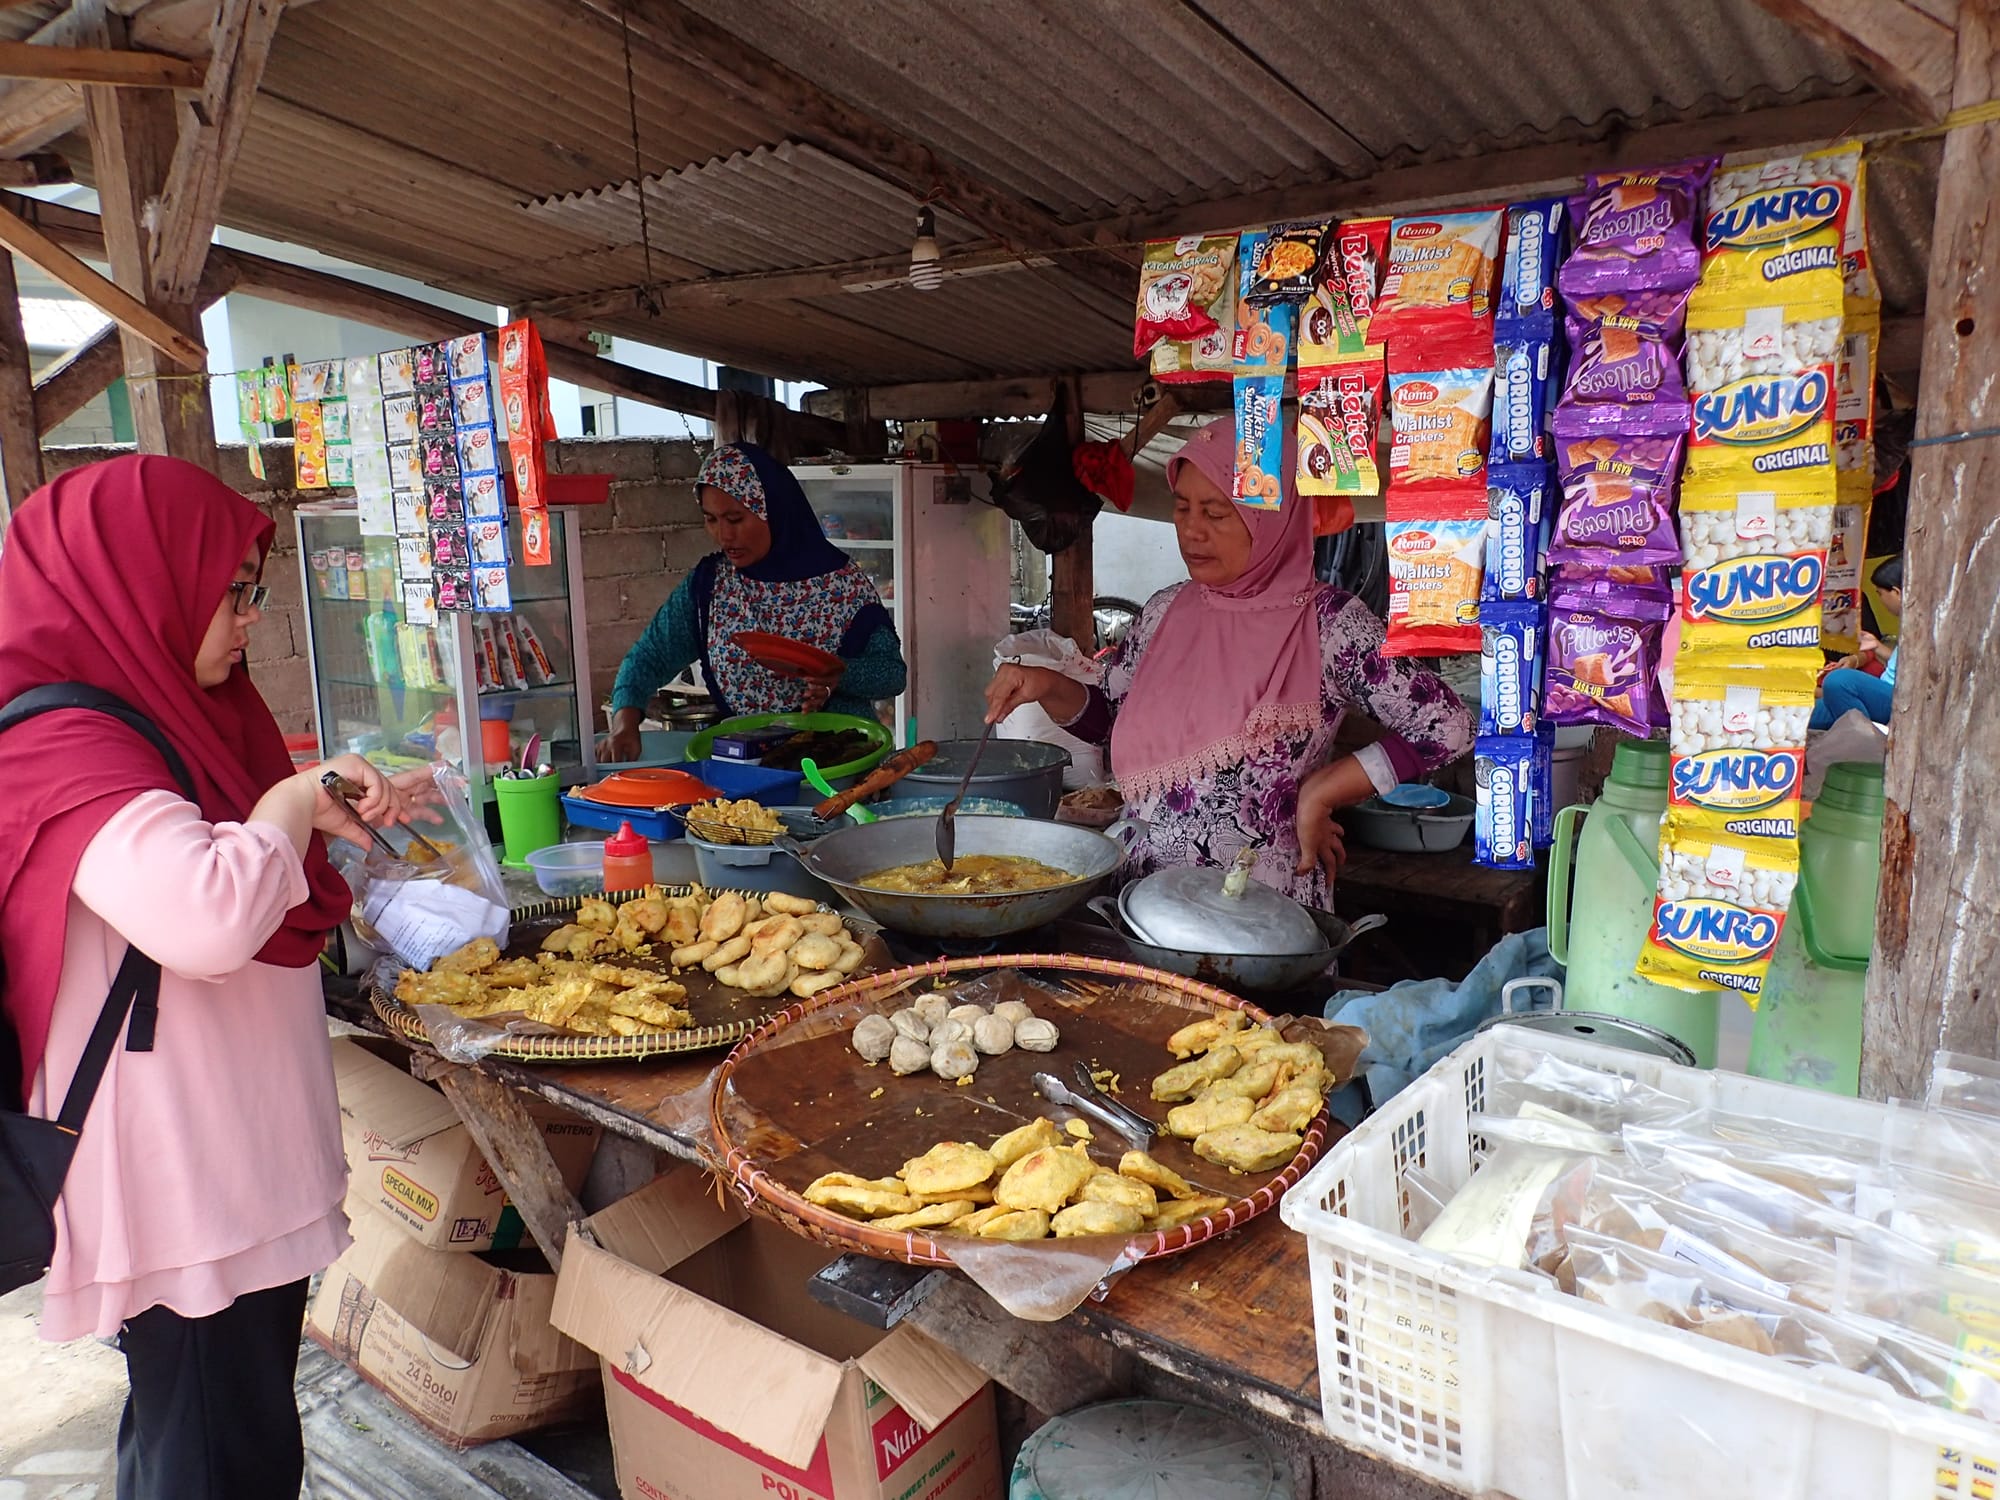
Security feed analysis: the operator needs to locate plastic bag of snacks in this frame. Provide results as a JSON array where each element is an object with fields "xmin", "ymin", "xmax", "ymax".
[
  {"xmin": 1134, "ymin": 236, "xmax": 1236, "ymax": 356},
  {"xmin": 1489, "ymin": 328, "xmax": 1559, "ymax": 464},
  {"xmin": 1232, "ymin": 278, "xmax": 1293, "ymax": 374},
  {"xmin": 1694, "ymin": 146, "xmax": 1858, "ymax": 323},
  {"xmin": 1244, "ymin": 219, "xmax": 1330, "ymax": 305},
  {"xmin": 1548, "ymin": 432, "xmax": 1685, "ymax": 569},
  {"xmin": 1482, "ymin": 464, "xmax": 1554, "ymax": 602},
  {"xmin": 1384, "ymin": 488, "xmax": 1487, "ymax": 655},
  {"xmin": 1150, "ymin": 257, "xmax": 1238, "ymax": 384},
  {"xmin": 1665, "ymin": 660, "xmax": 1813, "ymax": 844},
  {"xmin": 1495, "ymin": 197, "xmax": 1568, "ymax": 332},
  {"xmin": 1232, "ymin": 373, "xmax": 1286, "ymax": 509},
  {"xmin": 1296, "ymin": 362, "xmax": 1384, "ymax": 496},
  {"xmin": 1683, "ymin": 361, "xmax": 1836, "ymax": 491},
  {"xmin": 1556, "ymin": 316, "xmax": 1691, "ymax": 437},
  {"xmin": 1541, "ymin": 580, "xmax": 1672, "ymax": 736},
  {"xmin": 1388, "ymin": 368, "xmax": 1494, "ymax": 488},
  {"xmin": 1677, "ymin": 482, "xmax": 1833, "ymax": 663},
  {"xmin": 1475, "ymin": 733, "xmax": 1539, "ymax": 870},
  {"xmin": 1638, "ymin": 829, "xmax": 1798, "ymax": 997},
  {"xmin": 1479, "ymin": 600, "xmax": 1544, "ymax": 736},
  {"xmin": 1558, "ymin": 159, "xmax": 1715, "ymax": 297},
  {"xmin": 1372, "ymin": 208, "xmax": 1505, "ymax": 345}
]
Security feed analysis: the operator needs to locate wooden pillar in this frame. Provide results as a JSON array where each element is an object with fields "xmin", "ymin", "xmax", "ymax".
[
  {"xmin": 82, "ymin": 57, "xmax": 216, "ymax": 470},
  {"xmin": 0, "ymin": 250, "xmax": 42, "ymax": 524},
  {"xmin": 1861, "ymin": 0, "xmax": 2000, "ymax": 1101},
  {"xmin": 1050, "ymin": 519, "xmax": 1096, "ymax": 654}
]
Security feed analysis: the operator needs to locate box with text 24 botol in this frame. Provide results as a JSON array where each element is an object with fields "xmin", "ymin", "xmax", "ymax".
[{"xmin": 552, "ymin": 1215, "xmax": 1002, "ymax": 1500}]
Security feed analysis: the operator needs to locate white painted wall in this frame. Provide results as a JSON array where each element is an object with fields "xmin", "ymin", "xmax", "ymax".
[{"xmin": 1093, "ymin": 510, "xmax": 1186, "ymax": 604}]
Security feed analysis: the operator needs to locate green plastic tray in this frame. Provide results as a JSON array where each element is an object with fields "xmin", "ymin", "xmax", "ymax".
[{"xmin": 684, "ymin": 711, "xmax": 892, "ymax": 782}]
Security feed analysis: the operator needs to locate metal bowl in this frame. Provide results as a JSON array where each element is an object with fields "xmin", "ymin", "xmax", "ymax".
[{"xmin": 782, "ymin": 815, "xmax": 1134, "ymax": 939}]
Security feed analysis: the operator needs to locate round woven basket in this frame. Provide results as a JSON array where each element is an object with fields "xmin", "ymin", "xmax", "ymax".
[{"xmin": 708, "ymin": 953, "xmax": 1332, "ymax": 1267}]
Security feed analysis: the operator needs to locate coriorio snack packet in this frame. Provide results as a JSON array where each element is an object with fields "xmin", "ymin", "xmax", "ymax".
[
  {"xmin": 1389, "ymin": 368, "xmax": 1494, "ymax": 488},
  {"xmin": 1490, "ymin": 329, "xmax": 1558, "ymax": 464},
  {"xmin": 1667, "ymin": 661, "xmax": 1812, "ymax": 845},
  {"xmin": 1558, "ymin": 159, "xmax": 1715, "ymax": 297},
  {"xmin": 1297, "ymin": 361, "xmax": 1385, "ymax": 497},
  {"xmin": 1678, "ymin": 482, "xmax": 1833, "ymax": 663},
  {"xmin": 1474, "ymin": 734, "xmax": 1537, "ymax": 871},
  {"xmin": 1496, "ymin": 198, "xmax": 1567, "ymax": 333},
  {"xmin": 1134, "ymin": 236, "xmax": 1235, "ymax": 357},
  {"xmin": 1384, "ymin": 487, "xmax": 1486, "ymax": 655},
  {"xmin": 1372, "ymin": 208, "xmax": 1505, "ymax": 343},
  {"xmin": 1482, "ymin": 464, "xmax": 1554, "ymax": 602},
  {"xmin": 1479, "ymin": 601, "xmax": 1544, "ymax": 736},
  {"xmin": 1541, "ymin": 582, "xmax": 1671, "ymax": 736},
  {"xmin": 1638, "ymin": 831, "xmax": 1799, "ymax": 999}
]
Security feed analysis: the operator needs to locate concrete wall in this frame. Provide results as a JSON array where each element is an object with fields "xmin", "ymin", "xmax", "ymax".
[{"xmin": 37, "ymin": 436, "xmax": 709, "ymax": 741}]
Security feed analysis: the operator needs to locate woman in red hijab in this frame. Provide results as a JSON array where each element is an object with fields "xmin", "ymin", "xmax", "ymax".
[{"xmin": 0, "ymin": 455, "xmax": 413, "ymax": 1500}]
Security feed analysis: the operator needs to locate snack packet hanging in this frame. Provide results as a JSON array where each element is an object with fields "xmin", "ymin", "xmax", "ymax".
[
  {"xmin": 1820, "ymin": 473, "xmax": 1873, "ymax": 652},
  {"xmin": 1496, "ymin": 198, "xmax": 1567, "ymax": 333},
  {"xmin": 1384, "ymin": 487, "xmax": 1487, "ymax": 655},
  {"xmin": 1482, "ymin": 463, "xmax": 1554, "ymax": 602},
  {"xmin": 1244, "ymin": 220, "xmax": 1330, "ymax": 305},
  {"xmin": 1684, "ymin": 362, "xmax": 1835, "ymax": 490},
  {"xmin": 1232, "ymin": 373, "xmax": 1286, "ymax": 509},
  {"xmin": 1667, "ymin": 661, "xmax": 1814, "ymax": 842},
  {"xmin": 1694, "ymin": 147, "xmax": 1856, "ymax": 322},
  {"xmin": 1564, "ymin": 286, "xmax": 1691, "ymax": 345},
  {"xmin": 1299, "ymin": 217, "xmax": 1388, "ymax": 363},
  {"xmin": 1639, "ymin": 831, "xmax": 1798, "ymax": 998},
  {"xmin": 1490, "ymin": 330, "xmax": 1558, "ymax": 464},
  {"xmin": 1542, "ymin": 583, "xmax": 1672, "ymax": 736},
  {"xmin": 1388, "ymin": 367, "xmax": 1494, "ymax": 488},
  {"xmin": 1558, "ymin": 159, "xmax": 1715, "ymax": 297},
  {"xmin": 1297, "ymin": 360, "xmax": 1385, "ymax": 496},
  {"xmin": 1838, "ymin": 144, "xmax": 1877, "ymax": 308},
  {"xmin": 1548, "ymin": 433, "xmax": 1685, "ymax": 568},
  {"xmin": 1685, "ymin": 309, "xmax": 1842, "ymax": 393},
  {"xmin": 1474, "ymin": 734, "xmax": 1537, "ymax": 870},
  {"xmin": 1150, "ymin": 257, "xmax": 1238, "ymax": 384},
  {"xmin": 1134, "ymin": 236, "xmax": 1236, "ymax": 357},
  {"xmin": 1479, "ymin": 601, "xmax": 1544, "ymax": 736},
  {"xmin": 1372, "ymin": 208, "xmax": 1504, "ymax": 343},
  {"xmin": 1555, "ymin": 317, "xmax": 1690, "ymax": 436},
  {"xmin": 1678, "ymin": 482, "xmax": 1832, "ymax": 663},
  {"xmin": 1232, "ymin": 289, "xmax": 1293, "ymax": 374},
  {"xmin": 1834, "ymin": 316, "xmax": 1879, "ymax": 475}
]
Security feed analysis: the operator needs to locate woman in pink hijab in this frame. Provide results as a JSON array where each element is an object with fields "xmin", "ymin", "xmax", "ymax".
[{"xmin": 986, "ymin": 416, "xmax": 1471, "ymax": 906}]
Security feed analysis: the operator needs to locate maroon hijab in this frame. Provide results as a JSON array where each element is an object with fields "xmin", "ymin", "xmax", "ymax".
[{"xmin": 0, "ymin": 455, "xmax": 351, "ymax": 1095}]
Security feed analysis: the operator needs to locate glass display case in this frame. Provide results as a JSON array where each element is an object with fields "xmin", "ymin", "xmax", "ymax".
[{"xmin": 295, "ymin": 504, "xmax": 597, "ymax": 820}]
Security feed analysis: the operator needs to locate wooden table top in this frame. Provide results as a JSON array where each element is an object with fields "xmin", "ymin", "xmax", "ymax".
[{"xmin": 1336, "ymin": 841, "xmax": 1543, "ymax": 921}]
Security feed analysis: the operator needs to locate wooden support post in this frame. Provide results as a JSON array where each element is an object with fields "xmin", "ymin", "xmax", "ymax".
[
  {"xmin": 83, "ymin": 59, "xmax": 216, "ymax": 469},
  {"xmin": 0, "ymin": 249, "xmax": 41, "ymax": 524},
  {"xmin": 1050, "ymin": 519, "xmax": 1097, "ymax": 654},
  {"xmin": 429, "ymin": 1063, "xmax": 587, "ymax": 1271},
  {"xmin": 1862, "ymin": 1, "xmax": 2000, "ymax": 1101}
]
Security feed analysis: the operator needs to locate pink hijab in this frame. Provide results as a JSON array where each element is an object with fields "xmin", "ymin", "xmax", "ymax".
[{"xmin": 1109, "ymin": 418, "xmax": 1325, "ymax": 802}]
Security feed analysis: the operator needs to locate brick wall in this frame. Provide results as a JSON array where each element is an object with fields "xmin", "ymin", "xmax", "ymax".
[{"xmin": 36, "ymin": 436, "xmax": 709, "ymax": 740}]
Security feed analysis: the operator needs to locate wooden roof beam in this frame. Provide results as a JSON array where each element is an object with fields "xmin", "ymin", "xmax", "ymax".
[
  {"xmin": 0, "ymin": 36, "xmax": 202, "ymax": 88},
  {"xmin": 585, "ymin": 0, "xmax": 1139, "ymax": 307},
  {"xmin": 1752, "ymin": 0, "xmax": 1959, "ymax": 124},
  {"xmin": 0, "ymin": 196, "xmax": 204, "ymax": 366}
]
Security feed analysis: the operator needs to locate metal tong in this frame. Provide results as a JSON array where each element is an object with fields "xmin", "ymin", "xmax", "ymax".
[
  {"xmin": 320, "ymin": 770, "xmax": 444, "ymax": 862},
  {"xmin": 1032, "ymin": 1061, "xmax": 1156, "ymax": 1150}
]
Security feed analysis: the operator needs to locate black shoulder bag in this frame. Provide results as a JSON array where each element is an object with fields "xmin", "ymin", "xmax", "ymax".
[{"xmin": 0, "ymin": 684, "xmax": 195, "ymax": 1296}]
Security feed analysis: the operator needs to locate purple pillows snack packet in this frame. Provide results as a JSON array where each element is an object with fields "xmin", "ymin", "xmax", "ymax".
[
  {"xmin": 1553, "ymin": 317, "xmax": 1691, "ymax": 437},
  {"xmin": 1543, "ymin": 583, "xmax": 1672, "ymax": 736},
  {"xmin": 1548, "ymin": 432, "xmax": 1686, "ymax": 568},
  {"xmin": 1557, "ymin": 159, "xmax": 1717, "ymax": 298},
  {"xmin": 1563, "ymin": 286, "xmax": 1691, "ymax": 345}
]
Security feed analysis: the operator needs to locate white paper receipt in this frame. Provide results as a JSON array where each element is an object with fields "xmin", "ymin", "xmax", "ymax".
[{"xmin": 364, "ymin": 879, "xmax": 508, "ymax": 970}]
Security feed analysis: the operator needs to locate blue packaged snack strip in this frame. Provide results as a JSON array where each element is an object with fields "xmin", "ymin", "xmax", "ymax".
[
  {"xmin": 1479, "ymin": 601, "xmax": 1543, "ymax": 736},
  {"xmin": 1483, "ymin": 464, "xmax": 1554, "ymax": 601},
  {"xmin": 1497, "ymin": 198, "xmax": 1567, "ymax": 331},
  {"xmin": 1474, "ymin": 734, "xmax": 1537, "ymax": 870},
  {"xmin": 1533, "ymin": 722, "xmax": 1556, "ymax": 847},
  {"xmin": 1489, "ymin": 330, "xmax": 1556, "ymax": 465}
]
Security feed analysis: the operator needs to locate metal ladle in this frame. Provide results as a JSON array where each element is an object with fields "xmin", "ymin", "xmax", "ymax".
[{"xmin": 934, "ymin": 719, "xmax": 995, "ymax": 871}]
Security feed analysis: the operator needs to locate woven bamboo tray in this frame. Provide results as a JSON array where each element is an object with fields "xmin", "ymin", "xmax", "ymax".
[
  {"xmin": 709, "ymin": 953, "xmax": 1334, "ymax": 1267},
  {"xmin": 369, "ymin": 886, "xmax": 879, "ymax": 1063}
]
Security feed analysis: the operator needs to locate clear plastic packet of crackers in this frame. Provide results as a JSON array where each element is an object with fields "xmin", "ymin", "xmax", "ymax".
[
  {"xmin": 1666, "ymin": 659, "xmax": 1813, "ymax": 847},
  {"xmin": 1638, "ymin": 830, "xmax": 1799, "ymax": 999},
  {"xmin": 1693, "ymin": 146, "xmax": 1857, "ymax": 323},
  {"xmin": 1372, "ymin": 208, "xmax": 1505, "ymax": 343},
  {"xmin": 1684, "ymin": 363, "xmax": 1835, "ymax": 490},
  {"xmin": 1558, "ymin": 159, "xmax": 1715, "ymax": 298},
  {"xmin": 1232, "ymin": 374, "xmax": 1287, "ymax": 509},
  {"xmin": 1384, "ymin": 486, "xmax": 1487, "ymax": 655},
  {"xmin": 1834, "ymin": 311, "xmax": 1879, "ymax": 476},
  {"xmin": 1678, "ymin": 480, "xmax": 1833, "ymax": 664},
  {"xmin": 1297, "ymin": 360, "xmax": 1385, "ymax": 496},
  {"xmin": 1134, "ymin": 235, "xmax": 1236, "ymax": 357},
  {"xmin": 1388, "ymin": 367, "xmax": 1494, "ymax": 488}
]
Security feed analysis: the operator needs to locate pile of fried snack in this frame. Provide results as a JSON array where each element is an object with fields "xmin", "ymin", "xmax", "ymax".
[
  {"xmin": 393, "ymin": 887, "xmax": 866, "ymax": 1036},
  {"xmin": 1151, "ymin": 1010, "xmax": 1332, "ymax": 1173},
  {"xmin": 805, "ymin": 1121, "xmax": 1232, "ymax": 1241}
]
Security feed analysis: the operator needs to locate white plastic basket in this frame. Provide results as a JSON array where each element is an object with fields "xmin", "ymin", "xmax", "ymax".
[{"xmin": 1279, "ymin": 1028, "xmax": 2000, "ymax": 1500}]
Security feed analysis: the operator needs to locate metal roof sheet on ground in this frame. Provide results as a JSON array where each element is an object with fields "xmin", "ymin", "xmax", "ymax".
[{"xmin": 21, "ymin": 0, "xmax": 1943, "ymax": 400}]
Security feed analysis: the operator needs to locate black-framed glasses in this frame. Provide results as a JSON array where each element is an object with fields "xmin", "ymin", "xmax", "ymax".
[{"xmin": 228, "ymin": 582, "xmax": 270, "ymax": 615}]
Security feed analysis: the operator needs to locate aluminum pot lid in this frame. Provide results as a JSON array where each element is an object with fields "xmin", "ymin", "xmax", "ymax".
[
  {"xmin": 1475, "ymin": 1008, "xmax": 1697, "ymax": 1066},
  {"xmin": 904, "ymin": 738, "xmax": 1071, "ymax": 779},
  {"xmin": 1119, "ymin": 859, "xmax": 1324, "ymax": 955}
]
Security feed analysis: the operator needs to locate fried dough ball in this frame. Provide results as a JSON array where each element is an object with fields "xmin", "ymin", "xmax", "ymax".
[{"xmin": 1051, "ymin": 1201, "xmax": 1145, "ymax": 1238}]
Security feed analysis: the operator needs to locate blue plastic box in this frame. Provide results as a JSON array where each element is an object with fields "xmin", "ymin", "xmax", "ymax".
[
  {"xmin": 686, "ymin": 756, "xmax": 805, "ymax": 804},
  {"xmin": 560, "ymin": 794, "xmax": 682, "ymax": 842}
]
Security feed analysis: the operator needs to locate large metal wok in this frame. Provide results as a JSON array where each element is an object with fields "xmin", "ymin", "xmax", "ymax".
[
  {"xmin": 1087, "ymin": 897, "xmax": 1386, "ymax": 993},
  {"xmin": 780, "ymin": 815, "xmax": 1135, "ymax": 940}
]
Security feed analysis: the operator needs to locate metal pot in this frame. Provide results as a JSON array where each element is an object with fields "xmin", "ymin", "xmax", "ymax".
[
  {"xmin": 1344, "ymin": 793, "xmax": 1476, "ymax": 853},
  {"xmin": 897, "ymin": 739, "xmax": 1069, "ymax": 819},
  {"xmin": 1088, "ymin": 897, "xmax": 1386, "ymax": 992},
  {"xmin": 1474, "ymin": 977, "xmax": 1698, "ymax": 1065},
  {"xmin": 780, "ymin": 815, "xmax": 1137, "ymax": 939},
  {"xmin": 1117, "ymin": 850, "xmax": 1326, "ymax": 955}
]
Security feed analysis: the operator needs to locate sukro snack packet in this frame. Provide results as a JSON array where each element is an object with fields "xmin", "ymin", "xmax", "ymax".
[
  {"xmin": 1678, "ymin": 482, "xmax": 1833, "ymax": 663},
  {"xmin": 1639, "ymin": 831, "xmax": 1799, "ymax": 999},
  {"xmin": 1683, "ymin": 363, "xmax": 1836, "ymax": 489}
]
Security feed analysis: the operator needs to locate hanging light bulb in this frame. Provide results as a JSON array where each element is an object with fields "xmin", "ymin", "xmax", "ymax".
[{"xmin": 908, "ymin": 207, "xmax": 943, "ymax": 292}]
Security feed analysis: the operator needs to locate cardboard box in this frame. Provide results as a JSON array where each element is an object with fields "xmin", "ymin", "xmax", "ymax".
[
  {"xmin": 332, "ymin": 1037, "xmax": 601, "ymax": 1251},
  {"xmin": 310, "ymin": 1164, "xmax": 743, "ymax": 1449},
  {"xmin": 553, "ymin": 1216, "xmax": 1002, "ymax": 1500}
]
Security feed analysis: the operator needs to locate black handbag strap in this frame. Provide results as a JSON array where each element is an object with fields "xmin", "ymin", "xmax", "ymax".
[{"xmin": 0, "ymin": 684, "xmax": 198, "ymax": 1077}]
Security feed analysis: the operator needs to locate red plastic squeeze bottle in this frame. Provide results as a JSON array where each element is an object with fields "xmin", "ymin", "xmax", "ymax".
[{"xmin": 601, "ymin": 821, "xmax": 655, "ymax": 891}]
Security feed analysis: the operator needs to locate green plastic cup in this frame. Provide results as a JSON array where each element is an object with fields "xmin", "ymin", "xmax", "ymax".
[{"xmin": 493, "ymin": 771, "xmax": 562, "ymax": 866}]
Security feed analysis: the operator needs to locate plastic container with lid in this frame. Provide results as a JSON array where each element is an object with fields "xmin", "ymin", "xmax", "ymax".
[
  {"xmin": 1547, "ymin": 739, "xmax": 1721, "ymax": 1066},
  {"xmin": 601, "ymin": 820, "xmax": 656, "ymax": 891},
  {"xmin": 1748, "ymin": 762, "xmax": 1883, "ymax": 1094}
]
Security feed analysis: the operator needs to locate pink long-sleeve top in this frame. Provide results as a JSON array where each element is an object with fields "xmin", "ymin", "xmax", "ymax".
[{"xmin": 29, "ymin": 789, "xmax": 350, "ymax": 1342}]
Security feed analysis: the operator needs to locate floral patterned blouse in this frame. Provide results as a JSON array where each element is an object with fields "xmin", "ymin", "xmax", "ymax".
[{"xmin": 1066, "ymin": 584, "xmax": 1473, "ymax": 909}]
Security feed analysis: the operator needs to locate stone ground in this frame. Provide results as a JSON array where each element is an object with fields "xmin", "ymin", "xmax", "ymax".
[{"xmin": 0, "ymin": 1283, "xmax": 123, "ymax": 1500}]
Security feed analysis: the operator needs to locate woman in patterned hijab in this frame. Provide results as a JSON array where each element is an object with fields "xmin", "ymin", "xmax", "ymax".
[{"xmin": 603, "ymin": 442, "xmax": 905, "ymax": 759}]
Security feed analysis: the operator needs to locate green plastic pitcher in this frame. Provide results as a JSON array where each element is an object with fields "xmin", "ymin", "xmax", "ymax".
[
  {"xmin": 1547, "ymin": 740, "xmax": 1721, "ymax": 1067},
  {"xmin": 1748, "ymin": 762, "xmax": 1883, "ymax": 1094}
]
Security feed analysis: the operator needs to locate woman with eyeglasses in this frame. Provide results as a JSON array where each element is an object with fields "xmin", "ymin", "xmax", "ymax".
[{"xmin": 0, "ymin": 455, "xmax": 423, "ymax": 1500}]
